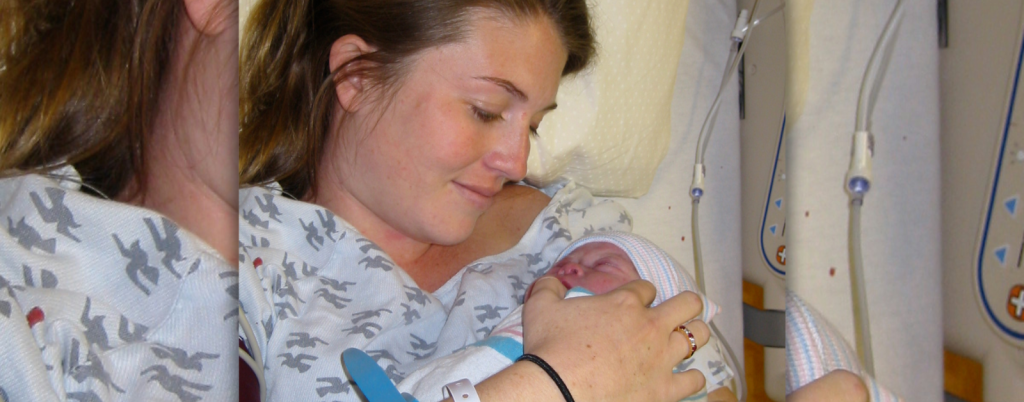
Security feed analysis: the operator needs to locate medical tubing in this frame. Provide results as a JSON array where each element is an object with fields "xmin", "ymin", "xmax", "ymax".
[
  {"xmin": 856, "ymin": 0, "xmax": 905, "ymax": 132},
  {"xmin": 750, "ymin": 4, "xmax": 785, "ymax": 29},
  {"xmin": 701, "ymin": 42, "xmax": 740, "ymax": 154},
  {"xmin": 691, "ymin": 199, "xmax": 747, "ymax": 401},
  {"xmin": 239, "ymin": 307, "xmax": 268, "ymax": 402},
  {"xmin": 849, "ymin": 199, "xmax": 874, "ymax": 375},
  {"xmin": 692, "ymin": 199, "xmax": 706, "ymax": 293},
  {"xmin": 696, "ymin": 0, "xmax": 761, "ymax": 165}
]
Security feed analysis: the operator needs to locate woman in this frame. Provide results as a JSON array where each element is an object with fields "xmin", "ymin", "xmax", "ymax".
[
  {"xmin": 239, "ymin": 0, "xmax": 720, "ymax": 400},
  {"xmin": 0, "ymin": 0, "xmax": 238, "ymax": 400}
]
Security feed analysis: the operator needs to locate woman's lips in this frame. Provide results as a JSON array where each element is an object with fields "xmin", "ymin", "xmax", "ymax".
[{"xmin": 453, "ymin": 181, "xmax": 499, "ymax": 209}]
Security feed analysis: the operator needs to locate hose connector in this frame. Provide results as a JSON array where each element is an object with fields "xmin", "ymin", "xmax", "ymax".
[
  {"xmin": 690, "ymin": 163, "xmax": 706, "ymax": 200},
  {"xmin": 731, "ymin": 9, "xmax": 750, "ymax": 42},
  {"xmin": 845, "ymin": 131, "xmax": 874, "ymax": 199}
]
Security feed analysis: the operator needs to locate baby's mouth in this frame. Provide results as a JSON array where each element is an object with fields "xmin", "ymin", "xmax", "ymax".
[{"xmin": 557, "ymin": 277, "xmax": 572, "ymax": 290}]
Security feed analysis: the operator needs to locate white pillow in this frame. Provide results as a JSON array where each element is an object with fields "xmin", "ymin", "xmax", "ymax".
[{"xmin": 526, "ymin": 0, "xmax": 690, "ymax": 198}]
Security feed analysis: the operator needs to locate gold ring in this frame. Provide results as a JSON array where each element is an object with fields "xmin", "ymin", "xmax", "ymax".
[{"xmin": 675, "ymin": 324, "xmax": 697, "ymax": 359}]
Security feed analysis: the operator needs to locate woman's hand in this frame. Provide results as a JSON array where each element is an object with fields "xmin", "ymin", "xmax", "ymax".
[{"xmin": 507, "ymin": 277, "xmax": 712, "ymax": 402}]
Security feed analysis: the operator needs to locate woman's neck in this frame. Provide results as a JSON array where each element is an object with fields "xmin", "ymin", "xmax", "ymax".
[{"xmin": 121, "ymin": 13, "xmax": 239, "ymax": 265}]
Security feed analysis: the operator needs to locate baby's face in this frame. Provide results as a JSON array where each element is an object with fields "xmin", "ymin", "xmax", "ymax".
[{"xmin": 541, "ymin": 242, "xmax": 641, "ymax": 295}]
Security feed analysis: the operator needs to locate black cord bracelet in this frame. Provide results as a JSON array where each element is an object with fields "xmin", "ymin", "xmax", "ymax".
[{"xmin": 516, "ymin": 353, "xmax": 575, "ymax": 402}]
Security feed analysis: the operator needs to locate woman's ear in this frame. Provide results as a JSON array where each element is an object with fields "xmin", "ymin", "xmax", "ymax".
[
  {"xmin": 329, "ymin": 34, "xmax": 376, "ymax": 112},
  {"xmin": 182, "ymin": 0, "xmax": 232, "ymax": 35}
]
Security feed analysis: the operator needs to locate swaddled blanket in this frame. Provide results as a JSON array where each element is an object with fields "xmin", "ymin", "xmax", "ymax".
[
  {"xmin": 398, "ymin": 231, "xmax": 733, "ymax": 401},
  {"xmin": 786, "ymin": 290, "xmax": 902, "ymax": 402},
  {"xmin": 238, "ymin": 181, "xmax": 633, "ymax": 401}
]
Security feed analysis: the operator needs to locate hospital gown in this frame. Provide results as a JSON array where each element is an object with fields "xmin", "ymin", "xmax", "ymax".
[
  {"xmin": 238, "ymin": 180, "xmax": 632, "ymax": 401},
  {"xmin": 0, "ymin": 168, "xmax": 239, "ymax": 402}
]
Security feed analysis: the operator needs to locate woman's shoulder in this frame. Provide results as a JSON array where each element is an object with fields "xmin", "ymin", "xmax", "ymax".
[{"xmin": 477, "ymin": 184, "xmax": 552, "ymax": 246}]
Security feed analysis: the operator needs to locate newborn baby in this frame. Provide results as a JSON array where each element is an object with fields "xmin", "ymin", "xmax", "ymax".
[{"xmin": 397, "ymin": 231, "xmax": 734, "ymax": 401}]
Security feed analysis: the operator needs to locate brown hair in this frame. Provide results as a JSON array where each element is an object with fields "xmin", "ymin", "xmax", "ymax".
[
  {"xmin": 0, "ymin": 0, "xmax": 189, "ymax": 198},
  {"xmin": 239, "ymin": 0, "xmax": 595, "ymax": 199}
]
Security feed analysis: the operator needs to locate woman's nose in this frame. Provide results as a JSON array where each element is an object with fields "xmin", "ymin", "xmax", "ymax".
[{"xmin": 483, "ymin": 119, "xmax": 530, "ymax": 182}]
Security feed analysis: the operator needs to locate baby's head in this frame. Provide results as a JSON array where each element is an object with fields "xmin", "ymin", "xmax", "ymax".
[
  {"xmin": 542, "ymin": 241, "xmax": 641, "ymax": 295},
  {"xmin": 528, "ymin": 231, "xmax": 709, "ymax": 310}
]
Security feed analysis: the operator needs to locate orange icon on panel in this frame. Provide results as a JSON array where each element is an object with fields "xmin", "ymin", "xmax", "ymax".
[
  {"xmin": 1008, "ymin": 285, "xmax": 1024, "ymax": 322},
  {"xmin": 776, "ymin": 245, "xmax": 787, "ymax": 266}
]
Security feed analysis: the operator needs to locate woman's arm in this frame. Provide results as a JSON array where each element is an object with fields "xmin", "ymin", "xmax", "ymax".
[{"xmin": 443, "ymin": 278, "xmax": 712, "ymax": 402}]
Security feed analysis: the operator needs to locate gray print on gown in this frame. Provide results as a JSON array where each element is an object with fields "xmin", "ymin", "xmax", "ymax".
[
  {"xmin": 145, "ymin": 217, "xmax": 186, "ymax": 279},
  {"xmin": 473, "ymin": 305, "xmax": 508, "ymax": 323},
  {"xmin": 141, "ymin": 365, "xmax": 213, "ymax": 402},
  {"xmin": 30, "ymin": 187, "xmax": 82, "ymax": 242},
  {"xmin": 7, "ymin": 216, "xmax": 57, "ymax": 253},
  {"xmin": 278, "ymin": 353, "xmax": 317, "ymax": 373},
  {"xmin": 299, "ymin": 218, "xmax": 324, "ymax": 251},
  {"xmin": 286, "ymin": 332, "xmax": 328, "ymax": 349},
  {"xmin": 80, "ymin": 298, "xmax": 112, "ymax": 351},
  {"xmin": 150, "ymin": 344, "xmax": 220, "ymax": 371},
  {"xmin": 343, "ymin": 322, "xmax": 382, "ymax": 339},
  {"xmin": 400, "ymin": 303, "xmax": 420, "ymax": 325},
  {"xmin": 112, "ymin": 234, "xmax": 160, "ymax": 296},
  {"xmin": 242, "ymin": 209, "xmax": 269, "ymax": 229},
  {"xmin": 403, "ymin": 286, "xmax": 430, "ymax": 306},
  {"xmin": 352, "ymin": 308, "xmax": 392, "ymax": 324},
  {"xmin": 118, "ymin": 315, "xmax": 149, "ymax": 343},
  {"xmin": 316, "ymin": 209, "xmax": 341, "ymax": 241},
  {"xmin": 316, "ymin": 377, "xmax": 351, "ymax": 397},
  {"xmin": 22, "ymin": 264, "xmax": 58, "ymax": 288},
  {"xmin": 314, "ymin": 288, "xmax": 352, "ymax": 310},
  {"xmin": 255, "ymin": 193, "xmax": 284, "ymax": 223},
  {"xmin": 72, "ymin": 346, "xmax": 125, "ymax": 394}
]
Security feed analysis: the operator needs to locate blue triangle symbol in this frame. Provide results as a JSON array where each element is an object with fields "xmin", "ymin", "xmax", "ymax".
[
  {"xmin": 1005, "ymin": 196, "xmax": 1018, "ymax": 217},
  {"xmin": 775, "ymin": 198, "xmax": 783, "ymax": 209},
  {"xmin": 769, "ymin": 225, "xmax": 777, "ymax": 235},
  {"xmin": 994, "ymin": 246, "xmax": 1008, "ymax": 265}
]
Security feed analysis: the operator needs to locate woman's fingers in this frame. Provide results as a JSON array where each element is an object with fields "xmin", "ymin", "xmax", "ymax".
[
  {"xmin": 526, "ymin": 276, "xmax": 568, "ymax": 304},
  {"xmin": 608, "ymin": 279, "xmax": 658, "ymax": 307},
  {"xmin": 670, "ymin": 320, "xmax": 710, "ymax": 362},
  {"xmin": 668, "ymin": 369, "xmax": 707, "ymax": 401},
  {"xmin": 655, "ymin": 290, "xmax": 705, "ymax": 326}
]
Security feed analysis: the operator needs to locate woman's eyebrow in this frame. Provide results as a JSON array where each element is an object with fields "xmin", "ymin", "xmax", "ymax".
[{"xmin": 474, "ymin": 76, "xmax": 558, "ymax": 111}]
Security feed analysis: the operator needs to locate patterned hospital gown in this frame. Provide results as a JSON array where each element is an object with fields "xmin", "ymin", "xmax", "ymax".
[
  {"xmin": 238, "ymin": 180, "xmax": 635, "ymax": 401},
  {"xmin": 0, "ymin": 169, "xmax": 239, "ymax": 402}
]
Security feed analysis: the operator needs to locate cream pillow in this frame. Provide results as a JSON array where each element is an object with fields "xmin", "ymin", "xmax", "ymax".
[{"xmin": 527, "ymin": 0, "xmax": 690, "ymax": 197}]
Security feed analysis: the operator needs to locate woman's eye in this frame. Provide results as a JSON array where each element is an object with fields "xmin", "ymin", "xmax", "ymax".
[{"xmin": 472, "ymin": 106, "xmax": 502, "ymax": 123}]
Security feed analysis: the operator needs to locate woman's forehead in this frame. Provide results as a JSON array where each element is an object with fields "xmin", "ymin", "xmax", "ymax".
[{"xmin": 411, "ymin": 9, "xmax": 567, "ymax": 102}]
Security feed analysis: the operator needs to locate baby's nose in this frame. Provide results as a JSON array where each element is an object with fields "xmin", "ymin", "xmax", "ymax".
[{"xmin": 558, "ymin": 263, "xmax": 584, "ymax": 277}]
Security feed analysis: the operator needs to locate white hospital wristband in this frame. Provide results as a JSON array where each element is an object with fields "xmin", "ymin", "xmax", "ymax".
[{"xmin": 443, "ymin": 379, "xmax": 481, "ymax": 402}]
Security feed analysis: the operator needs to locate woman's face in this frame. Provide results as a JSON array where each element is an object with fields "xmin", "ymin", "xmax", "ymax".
[{"xmin": 325, "ymin": 10, "xmax": 568, "ymax": 246}]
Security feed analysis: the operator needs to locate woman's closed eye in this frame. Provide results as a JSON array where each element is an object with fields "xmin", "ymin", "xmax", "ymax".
[
  {"xmin": 472, "ymin": 105, "xmax": 541, "ymax": 137},
  {"xmin": 471, "ymin": 105, "xmax": 503, "ymax": 123}
]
